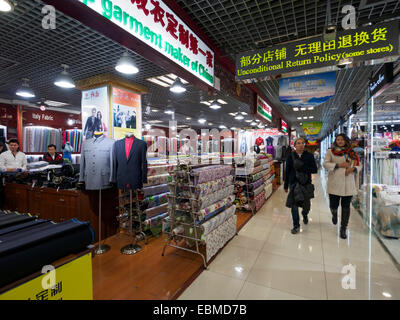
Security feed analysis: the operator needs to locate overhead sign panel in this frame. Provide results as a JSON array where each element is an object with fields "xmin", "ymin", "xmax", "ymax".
[
  {"xmin": 279, "ymin": 71, "xmax": 336, "ymax": 107},
  {"xmin": 256, "ymin": 96, "xmax": 272, "ymax": 122},
  {"xmin": 77, "ymin": 0, "xmax": 214, "ymax": 86},
  {"xmin": 236, "ymin": 21, "xmax": 399, "ymax": 80}
]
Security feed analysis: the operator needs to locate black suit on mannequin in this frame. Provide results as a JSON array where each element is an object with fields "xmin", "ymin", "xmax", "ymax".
[{"xmin": 112, "ymin": 137, "xmax": 148, "ymax": 190}]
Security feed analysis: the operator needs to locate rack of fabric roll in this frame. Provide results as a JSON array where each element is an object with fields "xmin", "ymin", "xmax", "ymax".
[
  {"xmin": 262, "ymin": 155, "xmax": 275, "ymax": 200},
  {"xmin": 63, "ymin": 129, "xmax": 83, "ymax": 153},
  {"xmin": 23, "ymin": 126, "xmax": 62, "ymax": 153},
  {"xmin": 234, "ymin": 154, "xmax": 270, "ymax": 214},
  {"xmin": 162, "ymin": 163, "xmax": 236, "ymax": 268},
  {"xmin": 116, "ymin": 163, "xmax": 175, "ymax": 241}
]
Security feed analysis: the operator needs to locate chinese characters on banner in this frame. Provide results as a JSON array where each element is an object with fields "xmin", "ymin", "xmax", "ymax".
[
  {"xmin": 112, "ymin": 87, "xmax": 142, "ymax": 139},
  {"xmin": 256, "ymin": 96, "xmax": 272, "ymax": 122},
  {"xmin": 81, "ymin": 86, "xmax": 109, "ymax": 140},
  {"xmin": 279, "ymin": 72, "xmax": 336, "ymax": 108},
  {"xmin": 236, "ymin": 21, "xmax": 399, "ymax": 80},
  {"xmin": 79, "ymin": 0, "xmax": 214, "ymax": 86}
]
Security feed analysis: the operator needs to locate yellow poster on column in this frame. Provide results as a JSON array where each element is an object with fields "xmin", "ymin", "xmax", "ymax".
[
  {"xmin": 0, "ymin": 253, "xmax": 92, "ymax": 300},
  {"xmin": 112, "ymin": 87, "xmax": 142, "ymax": 139}
]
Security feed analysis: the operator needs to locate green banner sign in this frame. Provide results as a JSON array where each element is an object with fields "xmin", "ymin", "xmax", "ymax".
[{"xmin": 236, "ymin": 21, "xmax": 399, "ymax": 80}]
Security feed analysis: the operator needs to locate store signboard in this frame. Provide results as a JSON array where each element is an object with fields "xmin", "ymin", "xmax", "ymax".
[
  {"xmin": 279, "ymin": 72, "xmax": 336, "ymax": 107},
  {"xmin": 256, "ymin": 96, "xmax": 272, "ymax": 122},
  {"xmin": 236, "ymin": 21, "xmax": 399, "ymax": 80},
  {"xmin": 307, "ymin": 139, "xmax": 319, "ymax": 146},
  {"xmin": 369, "ymin": 62, "xmax": 393, "ymax": 97},
  {"xmin": 23, "ymin": 108, "xmax": 82, "ymax": 129},
  {"xmin": 81, "ymin": 86, "xmax": 109, "ymax": 140},
  {"xmin": 0, "ymin": 253, "xmax": 92, "ymax": 300},
  {"xmin": 281, "ymin": 119, "xmax": 288, "ymax": 133},
  {"xmin": 112, "ymin": 87, "xmax": 142, "ymax": 139},
  {"xmin": 302, "ymin": 122, "xmax": 323, "ymax": 139},
  {"xmin": 77, "ymin": 0, "xmax": 214, "ymax": 86}
]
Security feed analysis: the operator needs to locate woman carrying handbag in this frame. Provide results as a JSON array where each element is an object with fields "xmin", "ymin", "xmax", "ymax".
[{"xmin": 323, "ymin": 134, "xmax": 362, "ymax": 239}]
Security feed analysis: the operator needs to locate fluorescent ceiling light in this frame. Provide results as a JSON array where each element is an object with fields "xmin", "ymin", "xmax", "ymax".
[
  {"xmin": 217, "ymin": 99, "xmax": 227, "ymax": 104},
  {"xmin": 115, "ymin": 52, "xmax": 139, "ymax": 74},
  {"xmin": 219, "ymin": 125, "xmax": 226, "ymax": 129},
  {"xmin": 170, "ymin": 77, "xmax": 186, "ymax": 93},
  {"xmin": 229, "ymin": 112, "xmax": 236, "ymax": 116},
  {"xmin": 164, "ymin": 109, "xmax": 174, "ymax": 114},
  {"xmin": 158, "ymin": 75, "xmax": 175, "ymax": 85},
  {"xmin": 250, "ymin": 122, "xmax": 257, "ymax": 126},
  {"xmin": 54, "ymin": 64, "xmax": 75, "ymax": 89},
  {"xmin": 148, "ymin": 120, "xmax": 163, "ymax": 124},
  {"xmin": 309, "ymin": 116, "xmax": 314, "ymax": 119},
  {"xmin": 151, "ymin": 109, "xmax": 158, "ymax": 112},
  {"xmin": 201, "ymin": 101, "xmax": 211, "ymax": 106},
  {"xmin": 186, "ymin": 117, "xmax": 192, "ymax": 120},
  {"xmin": 385, "ymin": 100, "xmax": 396, "ymax": 103},
  {"xmin": 297, "ymin": 117, "xmax": 302, "ymax": 120},
  {"xmin": 293, "ymin": 108, "xmax": 299, "ymax": 111},
  {"xmin": 235, "ymin": 114, "xmax": 244, "ymax": 120},
  {"xmin": 241, "ymin": 112, "xmax": 248, "ymax": 115},
  {"xmin": 303, "ymin": 116, "xmax": 308, "ymax": 119},
  {"xmin": 245, "ymin": 120, "xmax": 252, "ymax": 123},
  {"xmin": 208, "ymin": 122, "xmax": 213, "ymax": 125},
  {"xmin": 198, "ymin": 117, "xmax": 207, "ymax": 124},
  {"xmin": 0, "ymin": 0, "xmax": 13, "ymax": 12},
  {"xmin": 44, "ymin": 100, "xmax": 68, "ymax": 107},
  {"xmin": 308, "ymin": 107, "xmax": 314, "ymax": 110},
  {"xmin": 147, "ymin": 78, "xmax": 170, "ymax": 87},
  {"xmin": 301, "ymin": 108, "xmax": 306, "ymax": 111}
]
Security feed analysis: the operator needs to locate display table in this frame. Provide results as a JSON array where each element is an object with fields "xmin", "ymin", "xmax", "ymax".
[{"xmin": 3, "ymin": 183, "xmax": 119, "ymax": 242}]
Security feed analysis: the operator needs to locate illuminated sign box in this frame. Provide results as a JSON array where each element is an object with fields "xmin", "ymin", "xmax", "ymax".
[{"xmin": 236, "ymin": 21, "xmax": 399, "ymax": 80}]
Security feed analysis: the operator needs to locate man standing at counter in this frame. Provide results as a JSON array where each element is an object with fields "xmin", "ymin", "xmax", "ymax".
[{"xmin": 0, "ymin": 139, "xmax": 27, "ymax": 172}]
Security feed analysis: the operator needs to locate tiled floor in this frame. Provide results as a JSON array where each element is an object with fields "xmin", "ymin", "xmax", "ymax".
[{"xmin": 179, "ymin": 172, "xmax": 400, "ymax": 300}]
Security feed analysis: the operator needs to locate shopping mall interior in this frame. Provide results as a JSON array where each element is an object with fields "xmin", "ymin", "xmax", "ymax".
[{"xmin": 0, "ymin": 0, "xmax": 400, "ymax": 302}]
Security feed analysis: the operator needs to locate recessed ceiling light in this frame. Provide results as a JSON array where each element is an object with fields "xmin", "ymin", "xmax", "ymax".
[
  {"xmin": 250, "ymin": 122, "xmax": 257, "ymax": 126},
  {"xmin": 158, "ymin": 75, "xmax": 175, "ymax": 85},
  {"xmin": 198, "ymin": 117, "xmax": 207, "ymax": 124},
  {"xmin": 0, "ymin": 0, "xmax": 14, "ymax": 12},
  {"xmin": 201, "ymin": 101, "xmax": 211, "ymax": 106},
  {"xmin": 309, "ymin": 116, "xmax": 314, "ymax": 119},
  {"xmin": 164, "ymin": 110, "xmax": 174, "ymax": 114},
  {"xmin": 301, "ymin": 108, "xmax": 306, "ymax": 111},
  {"xmin": 308, "ymin": 107, "xmax": 314, "ymax": 110},
  {"xmin": 186, "ymin": 117, "xmax": 192, "ymax": 120},
  {"xmin": 145, "ymin": 123, "xmax": 152, "ymax": 130},
  {"xmin": 151, "ymin": 109, "xmax": 159, "ymax": 112},
  {"xmin": 297, "ymin": 117, "xmax": 302, "ymax": 120},
  {"xmin": 229, "ymin": 113, "xmax": 236, "ymax": 116},
  {"xmin": 293, "ymin": 108, "xmax": 299, "ymax": 111},
  {"xmin": 231, "ymin": 127, "xmax": 236, "ymax": 130},
  {"xmin": 241, "ymin": 112, "xmax": 247, "ymax": 115},
  {"xmin": 217, "ymin": 99, "xmax": 227, "ymax": 104},
  {"xmin": 385, "ymin": 100, "xmax": 396, "ymax": 103},
  {"xmin": 219, "ymin": 125, "xmax": 226, "ymax": 129},
  {"xmin": 148, "ymin": 120, "xmax": 163, "ymax": 124},
  {"xmin": 209, "ymin": 101, "xmax": 221, "ymax": 109},
  {"xmin": 16, "ymin": 79, "xmax": 35, "ymax": 98},
  {"xmin": 245, "ymin": 120, "xmax": 252, "ymax": 123},
  {"xmin": 255, "ymin": 119, "xmax": 260, "ymax": 122},
  {"xmin": 170, "ymin": 77, "xmax": 186, "ymax": 93},
  {"xmin": 44, "ymin": 100, "xmax": 69, "ymax": 107},
  {"xmin": 303, "ymin": 116, "xmax": 308, "ymax": 119},
  {"xmin": 235, "ymin": 114, "xmax": 244, "ymax": 120},
  {"xmin": 208, "ymin": 122, "xmax": 213, "ymax": 125},
  {"xmin": 54, "ymin": 64, "xmax": 75, "ymax": 89}
]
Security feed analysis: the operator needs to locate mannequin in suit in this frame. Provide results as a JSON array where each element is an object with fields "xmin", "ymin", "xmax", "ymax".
[{"xmin": 112, "ymin": 133, "xmax": 148, "ymax": 190}]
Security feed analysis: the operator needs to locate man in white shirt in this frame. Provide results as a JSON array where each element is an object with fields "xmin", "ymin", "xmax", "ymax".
[{"xmin": 0, "ymin": 139, "xmax": 27, "ymax": 172}]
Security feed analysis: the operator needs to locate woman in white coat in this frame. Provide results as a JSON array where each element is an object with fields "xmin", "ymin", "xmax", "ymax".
[{"xmin": 323, "ymin": 134, "xmax": 362, "ymax": 239}]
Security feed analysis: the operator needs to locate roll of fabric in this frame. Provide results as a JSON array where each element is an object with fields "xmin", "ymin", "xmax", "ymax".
[
  {"xmin": 198, "ymin": 195, "xmax": 235, "ymax": 220},
  {"xmin": 235, "ymin": 164, "xmax": 262, "ymax": 176},
  {"xmin": 143, "ymin": 212, "xmax": 168, "ymax": 227},
  {"xmin": 192, "ymin": 165, "xmax": 232, "ymax": 185},
  {"xmin": 144, "ymin": 174, "xmax": 170, "ymax": 187},
  {"xmin": 145, "ymin": 203, "xmax": 168, "ymax": 219},
  {"xmin": 200, "ymin": 205, "xmax": 236, "ymax": 236},
  {"xmin": 198, "ymin": 185, "xmax": 235, "ymax": 209},
  {"xmin": 142, "ymin": 192, "xmax": 169, "ymax": 210},
  {"xmin": 195, "ymin": 175, "xmax": 234, "ymax": 198},
  {"xmin": 142, "ymin": 184, "xmax": 169, "ymax": 197},
  {"xmin": 147, "ymin": 164, "xmax": 176, "ymax": 177}
]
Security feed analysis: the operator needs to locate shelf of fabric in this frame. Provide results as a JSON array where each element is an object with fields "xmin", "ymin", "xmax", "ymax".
[
  {"xmin": 23, "ymin": 126, "xmax": 62, "ymax": 153},
  {"xmin": 63, "ymin": 129, "xmax": 82, "ymax": 153}
]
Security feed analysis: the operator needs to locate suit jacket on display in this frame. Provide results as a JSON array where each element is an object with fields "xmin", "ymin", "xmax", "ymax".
[
  {"xmin": 79, "ymin": 135, "xmax": 115, "ymax": 190},
  {"xmin": 112, "ymin": 137, "xmax": 148, "ymax": 190}
]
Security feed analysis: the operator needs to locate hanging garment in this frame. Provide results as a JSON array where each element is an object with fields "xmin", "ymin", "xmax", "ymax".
[
  {"xmin": 255, "ymin": 137, "xmax": 264, "ymax": 146},
  {"xmin": 79, "ymin": 135, "xmax": 115, "ymax": 190},
  {"xmin": 240, "ymin": 135, "xmax": 248, "ymax": 154},
  {"xmin": 266, "ymin": 136, "xmax": 274, "ymax": 146},
  {"xmin": 112, "ymin": 137, "xmax": 148, "ymax": 190}
]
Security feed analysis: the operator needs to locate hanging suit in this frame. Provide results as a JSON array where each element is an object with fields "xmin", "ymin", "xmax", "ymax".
[{"xmin": 112, "ymin": 137, "xmax": 148, "ymax": 190}]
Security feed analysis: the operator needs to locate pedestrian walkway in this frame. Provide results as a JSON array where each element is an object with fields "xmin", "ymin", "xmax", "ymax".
[{"xmin": 179, "ymin": 172, "xmax": 400, "ymax": 300}]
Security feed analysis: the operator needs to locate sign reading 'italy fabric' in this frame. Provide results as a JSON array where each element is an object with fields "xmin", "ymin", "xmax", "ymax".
[
  {"xmin": 78, "ymin": 0, "xmax": 214, "ymax": 86},
  {"xmin": 279, "ymin": 72, "xmax": 336, "ymax": 107},
  {"xmin": 236, "ymin": 21, "xmax": 399, "ymax": 80},
  {"xmin": 256, "ymin": 96, "xmax": 272, "ymax": 122}
]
